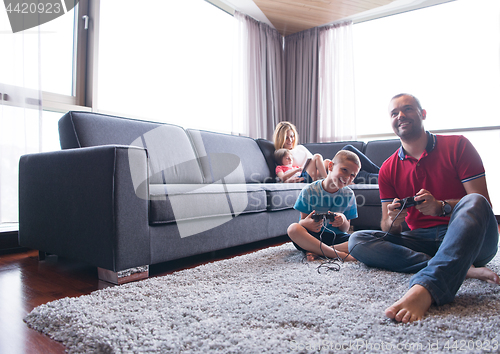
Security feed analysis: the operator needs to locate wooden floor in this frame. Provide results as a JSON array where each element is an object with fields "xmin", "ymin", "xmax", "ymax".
[{"xmin": 0, "ymin": 236, "xmax": 289, "ymax": 354}]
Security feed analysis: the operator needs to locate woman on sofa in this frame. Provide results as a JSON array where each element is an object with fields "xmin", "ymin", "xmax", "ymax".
[
  {"xmin": 272, "ymin": 121, "xmax": 379, "ymax": 184},
  {"xmin": 273, "ymin": 122, "xmax": 328, "ymax": 183}
]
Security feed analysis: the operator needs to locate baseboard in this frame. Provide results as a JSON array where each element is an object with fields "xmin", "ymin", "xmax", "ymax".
[{"xmin": 0, "ymin": 230, "xmax": 27, "ymax": 254}]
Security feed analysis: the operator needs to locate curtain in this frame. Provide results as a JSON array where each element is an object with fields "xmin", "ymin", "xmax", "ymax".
[
  {"xmin": 284, "ymin": 28, "xmax": 319, "ymax": 144},
  {"xmin": 233, "ymin": 11, "xmax": 285, "ymax": 140},
  {"xmin": 0, "ymin": 28, "xmax": 42, "ymax": 225},
  {"xmin": 318, "ymin": 22, "xmax": 356, "ymax": 142}
]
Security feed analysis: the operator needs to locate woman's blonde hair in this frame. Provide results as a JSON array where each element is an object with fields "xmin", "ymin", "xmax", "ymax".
[{"xmin": 273, "ymin": 121, "xmax": 298, "ymax": 150}]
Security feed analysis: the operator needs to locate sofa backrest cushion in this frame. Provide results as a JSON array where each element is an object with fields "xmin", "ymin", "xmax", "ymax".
[
  {"xmin": 303, "ymin": 141, "xmax": 365, "ymax": 161},
  {"xmin": 59, "ymin": 111, "xmax": 204, "ymax": 184},
  {"xmin": 364, "ymin": 139, "xmax": 401, "ymax": 167},
  {"xmin": 255, "ymin": 139, "xmax": 277, "ymax": 181},
  {"xmin": 188, "ymin": 129, "xmax": 272, "ymax": 184}
]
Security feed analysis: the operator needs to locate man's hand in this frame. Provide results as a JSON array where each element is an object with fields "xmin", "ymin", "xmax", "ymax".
[
  {"xmin": 414, "ymin": 189, "xmax": 443, "ymax": 216},
  {"xmin": 387, "ymin": 199, "xmax": 408, "ymax": 227}
]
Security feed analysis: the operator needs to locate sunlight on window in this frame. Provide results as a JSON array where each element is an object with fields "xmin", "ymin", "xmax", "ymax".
[
  {"xmin": 0, "ymin": 3, "xmax": 75, "ymax": 95},
  {"xmin": 353, "ymin": 0, "xmax": 500, "ymax": 136},
  {"xmin": 38, "ymin": 7, "xmax": 76, "ymax": 96},
  {"xmin": 353, "ymin": 0, "xmax": 500, "ymax": 213},
  {"xmin": 41, "ymin": 110, "xmax": 63, "ymax": 152},
  {"xmin": 98, "ymin": 0, "xmax": 235, "ymax": 134},
  {"xmin": 447, "ymin": 130, "xmax": 500, "ymax": 215}
]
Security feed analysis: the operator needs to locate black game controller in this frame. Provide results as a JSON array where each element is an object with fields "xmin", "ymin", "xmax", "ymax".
[
  {"xmin": 312, "ymin": 212, "xmax": 337, "ymax": 222},
  {"xmin": 395, "ymin": 196, "xmax": 423, "ymax": 210}
]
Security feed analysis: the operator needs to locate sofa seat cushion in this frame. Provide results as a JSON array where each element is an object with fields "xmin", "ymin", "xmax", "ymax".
[
  {"xmin": 149, "ymin": 184, "xmax": 267, "ymax": 225},
  {"xmin": 260, "ymin": 183, "xmax": 307, "ymax": 211}
]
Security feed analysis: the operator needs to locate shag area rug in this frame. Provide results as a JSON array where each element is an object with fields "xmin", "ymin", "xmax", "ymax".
[{"xmin": 25, "ymin": 243, "xmax": 500, "ymax": 353}]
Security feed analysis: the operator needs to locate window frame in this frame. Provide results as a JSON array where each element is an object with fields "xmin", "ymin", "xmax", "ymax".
[{"xmin": 41, "ymin": 0, "xmax": 96, "ymax": 114}]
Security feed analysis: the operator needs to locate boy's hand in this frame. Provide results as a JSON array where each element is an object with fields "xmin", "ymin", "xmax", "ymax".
[
  {"xmin": 301, "ymin": 210, "xmax": 323, "ymax": 233},
  {"xmin": 329, "ymin": 212, "xmax": 346, "ymax": 228}
]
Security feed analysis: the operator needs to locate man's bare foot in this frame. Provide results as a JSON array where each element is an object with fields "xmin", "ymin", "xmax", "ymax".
[
  {"xmin": 385, "ymin": 284, "xmax": 432, "ymax": 323},
  {"xmin": 466, "ymin": 266, "xmax": 500, "ymax": 284}
]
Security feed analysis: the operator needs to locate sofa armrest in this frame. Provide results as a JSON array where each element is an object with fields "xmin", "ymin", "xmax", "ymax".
[{"xmin": 19, "ymin": 145, "xmax": 151, "ymax": 272}]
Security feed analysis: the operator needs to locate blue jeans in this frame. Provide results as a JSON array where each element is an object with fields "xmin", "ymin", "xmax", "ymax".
[{"xmin": 348, "ymin": 194, "xmax": 498, "ymax": 305}]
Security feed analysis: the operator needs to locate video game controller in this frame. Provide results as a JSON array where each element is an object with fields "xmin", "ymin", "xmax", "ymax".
[
  {"xmin": 312, "ymin": 212, "xmax": 337, "ymax": 222},
  {"xmin": 395, "ymin": 196, "xmax": 423, "ymax": 210}
]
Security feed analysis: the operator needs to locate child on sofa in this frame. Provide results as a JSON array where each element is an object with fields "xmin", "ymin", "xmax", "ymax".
[
  {"xmin": 273, "ymin": 121, "xmax": 379, "ymax": 184},
  {"xmin": 274, "ymin": 148, "xmax": 312, "ymax": 183},
  {"xmin": 287, "ymin": 150, "xmax": 360, "ymax": 261}
]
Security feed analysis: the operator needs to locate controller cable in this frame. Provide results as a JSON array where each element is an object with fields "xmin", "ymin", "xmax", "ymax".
[{"xmin": 310, "ymin": 200, "xmax": 408, "ymax": 273}]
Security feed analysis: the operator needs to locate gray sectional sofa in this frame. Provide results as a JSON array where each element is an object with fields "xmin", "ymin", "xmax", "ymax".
[{"xmin": 19, "ymin": 111, "xmax": 401, "ymax": 283}]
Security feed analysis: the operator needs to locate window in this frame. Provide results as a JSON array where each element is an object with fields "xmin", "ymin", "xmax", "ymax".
[
  {"xmin": 353, "ymin": 0, "xmax": 500, "ymax": 137},
  {"xmin": 353, "ymin": 0, "xmax": 500, "ymax": 213},
  {"xmin": 97, "ymin": 0, "xmax": 235, "ymax": 133},
  {"xmin": 0, "ymin": 2, "xmax": 88, "ymax": 226},
  {"xmin": 39, "ymin": 6, "xmax": 76, "ymax": 96}
]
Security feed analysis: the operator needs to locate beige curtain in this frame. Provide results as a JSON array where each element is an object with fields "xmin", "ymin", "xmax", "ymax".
[
  {"xmin": 318, "ymin": 22, "xmax": 356, "ymax": 142},
  {"xmin": 284, "ymin": 27, "xmax": 319, "ymax": 144},
  {"xmin": 233, "ymin": 11, "xmax": 285, "ymax": 140}
]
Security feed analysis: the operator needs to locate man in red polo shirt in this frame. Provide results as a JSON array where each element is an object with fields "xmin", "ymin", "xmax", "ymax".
[{"xmin": 348, "ymin": 93, "xmax": 499, "ymax": 323}]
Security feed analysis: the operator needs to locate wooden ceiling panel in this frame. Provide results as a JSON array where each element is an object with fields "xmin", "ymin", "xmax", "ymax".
[{"xmin": 253, "ymin": 0, "xmax": 396, "ymax": 36}]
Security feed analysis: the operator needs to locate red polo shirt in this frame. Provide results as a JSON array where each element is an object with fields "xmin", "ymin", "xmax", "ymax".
[{"xmin": 379, "ymin": 132, "xmax": 485, "ymax": 230}]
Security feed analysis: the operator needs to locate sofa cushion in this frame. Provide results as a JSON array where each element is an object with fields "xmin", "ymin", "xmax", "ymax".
[
  {"xmin": 364, "ymin": 139, "xmax": 401, "ymax": 167},
  {"xmin": 303, "ymin": 141, "xmax": 365, "ymax": 161},
  {"xmin": 59, "ymin": 111, "xmax": 204, "ymax": 184},
  {"xmin": 149, "ymin": 184, "xmax": 267, "ymax": 226},
  {"xmin": 188, "ymin": 129, "xmax": 273, "ymax": 184},
  {"xmin": 60, "ymin": 111, "xmax": 164, "ymax": 149},
  {"xmin": 255, "ymin": 138, "xmax": 278, "ymax": 181}
]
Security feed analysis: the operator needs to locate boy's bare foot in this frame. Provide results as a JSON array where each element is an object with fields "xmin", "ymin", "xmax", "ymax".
[
  {"xmin": 385, "ymin": 284, "xmax": 432, "ymax": 323},
  {"xmin": 466, "ymin": 265, "xmax": 500, "ymax": 284},
  {"xmin": 335, "ymin": 251, "xmax": 356, "ymax": 262},
  {"xmin": 306, "ymin": 252, "xmax": 320, "ymax": 261}
]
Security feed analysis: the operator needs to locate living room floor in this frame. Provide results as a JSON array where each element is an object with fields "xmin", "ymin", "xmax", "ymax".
[
  {"xmin": 2, "ymin": 222, "xmax": 500, "ymax": 353},
  {"xmin": 0, "ymin": 235, "xmax": 289, "ymax": 354}
]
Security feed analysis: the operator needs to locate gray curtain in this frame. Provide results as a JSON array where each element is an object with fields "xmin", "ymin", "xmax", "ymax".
[
  {"xmin": 233, "ymin": 11, "xmax": 285, "ymax": 140},
  {"xmin": 284, "ymin": 27, "xmax": 319, "ymax": 144}
]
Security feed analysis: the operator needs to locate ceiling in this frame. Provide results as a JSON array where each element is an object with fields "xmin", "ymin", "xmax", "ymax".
[
  {"xmin": 216, "ymin": 0, "xmax": 453, "ymax": 36},
  {"xmin": 252, "ymin": 0, "xmax": 395, "ymax": 36}
]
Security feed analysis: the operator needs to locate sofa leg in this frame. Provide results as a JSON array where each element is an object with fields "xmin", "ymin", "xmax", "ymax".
[
  {"xmin": 97, "ymin": 265, "xmax": 149, "ymax": 285},
  {"xmin": 38, "ymin": 251, "xmax": 46, "ymax": 261},
  {"xmin": 38, "ymin": 251, "xmax": 57, "ymax": 261}
]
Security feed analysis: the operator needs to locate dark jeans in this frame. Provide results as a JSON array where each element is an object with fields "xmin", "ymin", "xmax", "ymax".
[{"xmin": 342, "ymin": 145, "xmax": 379, "ymax": 184}]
